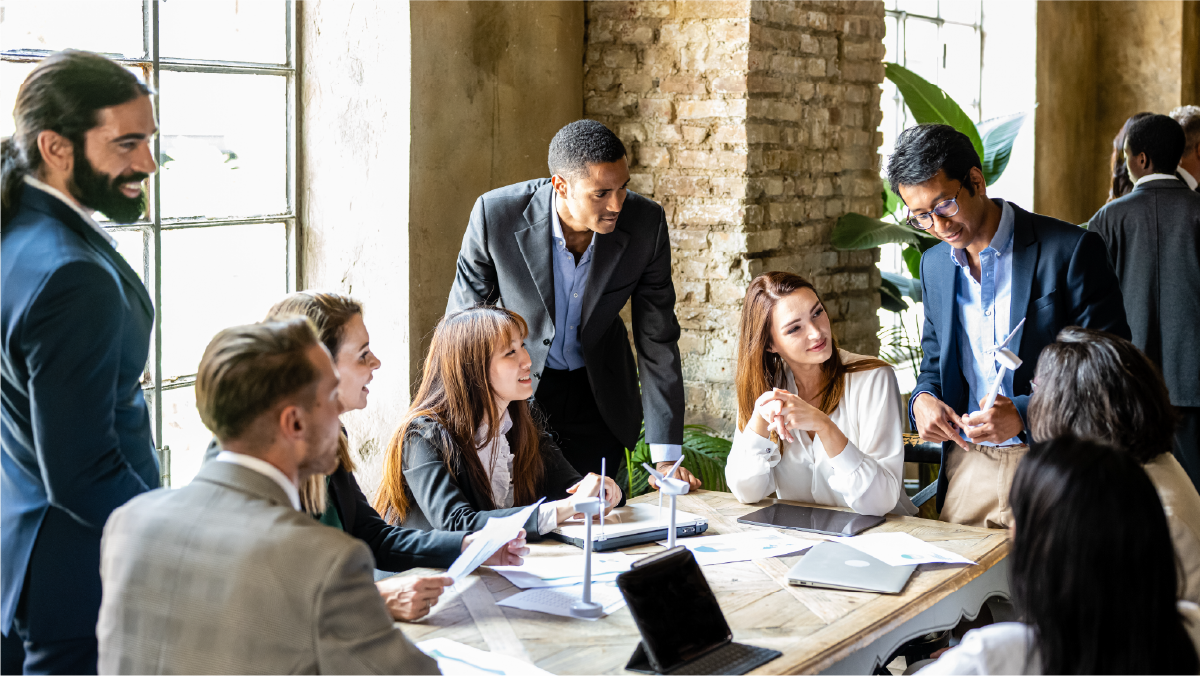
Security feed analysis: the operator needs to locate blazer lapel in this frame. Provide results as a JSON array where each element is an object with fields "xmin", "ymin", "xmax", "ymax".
[
  {"xmin": 1008, "ymin": 203, "xmax": 1038, "ymax": 360},
  {"xmin": 580, "ymin": 227, "xmax": 630, "ymax": 336},
  {"xmin": 514, "ymin": 184, "xmax": 556, "ymax": 321},
  {"xmin": 930, "ymin": 249, "xmax": 960, "ymax": 405}
]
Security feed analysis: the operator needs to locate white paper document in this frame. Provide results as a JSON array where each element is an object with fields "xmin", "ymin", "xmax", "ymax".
[
  {"xmin": 495, "ymin": 582, "xmax": 626, "ymax": 620},
  {"xmin": 492, "ymin": 552, "xmax": 635, "ymax": 588},
  {"xmin": 655, "ymin": 530, "xmax": 817, "ymax": 566},
  {"xmin": 416, "ymin": 637, "xmax": 553, "ymax": 676},
  {"xmin": 842, "ymin": 532, "xmax": 975, "ymax": 566},
  {"xmin": 446, "ymin": 498, "xmax": 545, "ymax": 582}
]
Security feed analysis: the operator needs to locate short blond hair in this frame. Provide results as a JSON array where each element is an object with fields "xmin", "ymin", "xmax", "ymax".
[
  {"xmin": 196, "ymin": 317, "xmax": 321, "ymax": 442},
  {"xmin": 1170, "ymin": 105, "xmax": 1199, "ymax": 151}
]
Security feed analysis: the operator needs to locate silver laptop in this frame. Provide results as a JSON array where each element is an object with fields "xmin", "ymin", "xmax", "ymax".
[{"xmin": 786, "ymin": 541, "xmax": 916, "ymax": 594}]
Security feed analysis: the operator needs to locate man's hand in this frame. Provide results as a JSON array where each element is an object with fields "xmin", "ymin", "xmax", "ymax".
[
  {"xmin": 464, "ymin": 529, "xmax": 530, "ymax": 567},
  {"xmin": 960, "ymin": 395, "xmax": 1024, "ymax": 445},
  {"xmin": 559, "ymin": 473, "xmax": 623, "ymax": 522},
  {"xmin": 913, "ymin": 392, "xmax": 969, "ymax": 450},
  {"xmin": 649, "ymin": 461, "xmax": 702, "ymax": 491},
  {"xmin": 375, "ymin": 575, "xmax": 452, "ymax": 622}
]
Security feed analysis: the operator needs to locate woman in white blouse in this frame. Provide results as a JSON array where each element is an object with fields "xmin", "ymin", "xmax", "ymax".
[{"xmin": 725, "ymin": 272, "xmax": 915, "ymax": 516}]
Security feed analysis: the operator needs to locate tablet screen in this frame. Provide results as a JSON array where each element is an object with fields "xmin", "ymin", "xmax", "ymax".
[
  {"xmin": 737, "ymin": 503, "xmax": 885, "ymax": 536},
  {"xmin": 617, "ymin": 548, "xmax": 731, "ymax": 672}
]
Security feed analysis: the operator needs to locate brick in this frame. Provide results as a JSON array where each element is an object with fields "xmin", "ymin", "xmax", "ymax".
[
  {"xmin": 747, "ymin": 74, "xmax": 785, "ymax": 93},
  {"xmin": 668, "ymin": 229, "xmax": 708, "ymax": 250},
  {"xmin": 586, "ymin": 96, "xmax": 629, "ymax": 116},
  {"xmin": 844, "ymin": 39, "xmax": 885, "ymax": 62},
  {"xmin": 712, "ymin": 124, "xmax": 747, "ymax": 145},
  {"xmin": 711, "ymin": 176, "xmax": 748, "ymax": 198},
  {"xmin": 675, "ymin": 200, "xmax": 744, "ymax": 226},
  {"xmin": 619, "ymin": 123, "xmax": 647, "ymax": 143},
  {"xmin": 602, "ymin": 46, "xmax": 638, "ymax": 69},
  {"xmin": 750, "ymin": 100, "xmax": 800, "ymax": 122},
  {"xmin": 638, "ymin": 98, "xmax": 673, "ymax": 120},
  {"xmin": 659, "ymin": 75, "xmax": 707, "ymax": 95},
  {"xmin": 637, "ymin": 145, "xmax": 671, "ymax": 168},
  {"xmin": 657, "ymin": 175, "xmax": 711, "ymax": 197},
  {"xmin": 711, "ymin": 74, "xmax": 747, "ymax": 94},
  {"xmin": 659, "ymin": 21, "xmax": 709, "ymax": 44},
  {"xmin": 677, "ymin": 0, "xmax": 749, "ymax": 20},
  {"xmin": 800, "ymin": 34, "xmax": 821, "ymax": 54},
  {"xmin": 629, "ymin": 172, "xmax": 654, "ymax": 196},
  {"xmin": 622, "ymin": 25, "xmax": 655, "ymax": 44},
  {"xmin": 676, "ymin": 99, "xmax": 747, "ymax": 119},
  {"xmin": 709, "ymin": 20, "xmax": 749, "ymax": 43},
  {"xmin": 682, "ymin": 125, "xmax": 709, "ymax": 143},
  {"xmin": 710, "ymin": 280, "xmax": 746, "ymax": 303}
]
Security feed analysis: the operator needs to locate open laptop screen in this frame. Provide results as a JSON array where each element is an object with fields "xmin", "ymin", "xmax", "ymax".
[{"xmin": 617, "ymin": 547, "xmax": 732, "ymax": 672}]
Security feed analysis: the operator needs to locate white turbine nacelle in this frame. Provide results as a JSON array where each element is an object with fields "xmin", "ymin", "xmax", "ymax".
[{"xmin": 643, "ymin": 458, "xmax": 689, "ymax": 548}]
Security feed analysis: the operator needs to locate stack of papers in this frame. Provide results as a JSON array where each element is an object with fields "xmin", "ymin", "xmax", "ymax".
[
  {"xmin": 655, "ymin": 530, "xmax": 817, "ymax": 566},
  {"xmin": 496, "ymin": 581, "xmax": 626, "ymax": 620},
  {"xmin": 446, "ymin": 499, "xmax": 544, "ymax": 582},
  {"xmin": 417, "ymin": 637, "xmax": 553, "ymax": 676},
  {"xmin": 492, "ymin": 552, "xmax": 635, "ymax": 588},
  {"xmin": 842, "ymin": 532, "xmax": 975, "ymax": 566}
]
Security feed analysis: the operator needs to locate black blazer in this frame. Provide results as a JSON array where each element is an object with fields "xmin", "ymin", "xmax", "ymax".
[
  {"xmin": 1089, "ymin": 178, "xmax": 1199, "ymax": 407},
  {"xmin": 1, "ymin": 184, "xmax": 160, "ymax": 641},
  {"xmin": 396, "ymin": 416, "xmax": 585, "ymax": 538},
  {"xmin": 910, "ymin": 201, "xmax": 1130, "ymax": 509},
  {"xmin": 202, "ymin": 439, "xmax": 465, "ymax": 572},
  {"xmin": 446, "ymin": 179, "xmax": 684, "ymax": 451}
]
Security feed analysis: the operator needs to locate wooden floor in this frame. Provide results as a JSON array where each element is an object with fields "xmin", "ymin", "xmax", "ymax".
[{"xmin": 398, "ymin": 490, "xmax": 1010, "ymax": 674}]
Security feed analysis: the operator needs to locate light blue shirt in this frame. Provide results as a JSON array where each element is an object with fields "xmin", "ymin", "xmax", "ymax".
[
  {"xmin": 951, "ymin": 199, "xmax": 1022, "ymax": 446},
  {"xmin": 546, "ymin": 194, "xmax": 595, "ymax": 372}
]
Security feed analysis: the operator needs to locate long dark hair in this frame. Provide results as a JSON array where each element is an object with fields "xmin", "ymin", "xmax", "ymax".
[
  {"xmin": 2, "ymin": 50, "xmax": 150, "ymax": 225},
  {"xmin": 1009, "ymin": 436, "xmax": 1197, "ymax": 674},
  {"xmin": 1108, "ymin": 111, "xmax": 1154, "ymax": 203},
  {"xmin": 735, "ymin": 271, "xmax": 889, "ymax": 431},
  {"xmin": 375, "ymin": 307, "xmax": 546, "ymax": 523},
  {"xmin": 1029, "ymin": 326, "xmax": 1178, "ymax": 464}
]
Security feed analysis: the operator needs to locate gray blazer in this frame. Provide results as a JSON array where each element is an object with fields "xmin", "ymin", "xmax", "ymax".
[
  {"xmin": 447, "ymin": 178, "xmax": 684, "ymax": 450},
  {"xmin": 97, "ymin": 461, "xmax": 438, "ymax": 675},
  {"xmin": 1090, "ymin": 177, "xmax": 1200, "ymax": 407}
]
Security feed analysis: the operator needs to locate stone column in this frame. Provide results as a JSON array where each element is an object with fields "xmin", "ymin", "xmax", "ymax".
[{"xmin": 585, "ymin": 0, "xmax": 886, "ymax": 434}]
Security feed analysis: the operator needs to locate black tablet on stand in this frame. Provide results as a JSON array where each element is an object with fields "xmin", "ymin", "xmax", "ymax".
[{"xmin": 616, "ymin": 547, "xmax": 781, "ymax": 675}]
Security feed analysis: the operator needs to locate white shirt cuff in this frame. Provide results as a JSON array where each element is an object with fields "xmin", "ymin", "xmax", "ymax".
[
  {"xmin": 649, "ymin": 443, "xmax": 682, "ymax": 463},
  {"xmin": 537, "ymin": 503, "xmax": 559, "ymax": 535},
  {"xmin": 826, "ymin": 440, "xmax": 866, "ymax": 475}
]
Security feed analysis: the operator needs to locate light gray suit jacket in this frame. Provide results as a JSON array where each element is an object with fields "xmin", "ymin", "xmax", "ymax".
[
  {"xmin": 97, "ymin": 460, "xmax": 438, "ymax": 675},
  {"xmin": 447, "ymin": 178, "xmax": 684, "ymax": 451}
]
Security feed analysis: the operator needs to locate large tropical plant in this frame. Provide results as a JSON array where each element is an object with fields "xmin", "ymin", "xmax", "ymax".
[
  {"xmin": 832, "ymin": 62, "xmax": 1029, "ymax": 313},
  {"xmin": 620, "ymin": 424, "xmax": 732, "ymax": 499}
]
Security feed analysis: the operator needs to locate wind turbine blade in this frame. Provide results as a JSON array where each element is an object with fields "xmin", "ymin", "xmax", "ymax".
[{"xmin": 997, "ymin": 317, "xmax": 1026, "ymax": 351}]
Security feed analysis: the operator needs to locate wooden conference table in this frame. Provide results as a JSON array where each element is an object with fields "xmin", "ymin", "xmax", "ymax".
[{"xmin": 398, "ymin": 490, "xmax": 1011, "ymax": 674}]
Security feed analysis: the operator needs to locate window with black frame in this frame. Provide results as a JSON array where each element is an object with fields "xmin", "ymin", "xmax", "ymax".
[{"xmin": 0, "ymin": 0, "xmax": 298, "ymax": 487}]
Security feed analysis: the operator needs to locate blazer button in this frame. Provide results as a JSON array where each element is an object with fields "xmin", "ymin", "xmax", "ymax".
[
  {"xmin": 543, "ymin": 338, "xmax": 551, "ymax": 345},
  {"xmin": 533, "ymin": 372, "xmax": 540, "ymax": 379}
]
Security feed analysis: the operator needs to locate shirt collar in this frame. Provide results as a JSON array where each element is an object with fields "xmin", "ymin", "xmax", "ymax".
[
  {"xmin": 215, "ymin": 450, "xmax": 302, "ymax": 511},
  {"xmin": 1134, "ymin": 172, "xmax": 1181, "ymax": 187},
  {"xmin": 1177, "ymin": 167, "xmax": 1198, "ymax": 191},
  {"xmin": 23, "ymin": 174, "xmax": 118, "ymax": 249},
  {"xmin": 551, "ymin": 192, "xmax": 595, "ymax": 252},
  {"xmin": 476, "ymin": 408, "xmax": 514, "ymax": 445},
  {"xmin": 950, "ymin": 199, "xmax": 1014, "ymax": 269}
]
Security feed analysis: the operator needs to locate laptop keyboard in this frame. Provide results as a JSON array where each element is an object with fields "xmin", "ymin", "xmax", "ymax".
[{"xmin": 667, "ymin": 642, "xmax": 781, "ymax": 675}]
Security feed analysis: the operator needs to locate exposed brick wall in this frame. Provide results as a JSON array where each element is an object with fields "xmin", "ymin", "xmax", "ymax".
[{"xmin": 585, "ymin": 0, "xmax": 885, "ymax": 435}]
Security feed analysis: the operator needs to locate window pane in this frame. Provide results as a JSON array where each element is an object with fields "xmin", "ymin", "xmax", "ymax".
[
  {"xmin": 158, "ymin": 71, "xmax": 287, "ymax": 219},
  {"xmin": 109, "ymin": 228, "xmax": 147, "ymax": 281},
  {"xmin": 939, "ymin": 0, "xmax": 979, "ymax": 24},
  {"xmin": 159, "ymin": 0, "xmax": 286, "ymax": 65},
  {"xmin": 897, "ymin": 0, "xmax": 938, "ymax": 17},
  {"xmin": 903, "ymin": 18, "xmax": 941, "ymax": 86},
  {"xmin": 160, "ymin": 222, "xmax": 286, "ymax": 377},
  {"xmin": 161, "ymin": 385, "xmax": 212, "ymax": 488},
  {"xmin": 0, "ymin": 1, "xmax": 144, "ymax": 58},
  {"xmin": 0, "ymin": 62, "xmax": 38, "ymax": 138},
  {"xmin": 941, "ymin": 24, "xmax": 981, "ymax": 120}
]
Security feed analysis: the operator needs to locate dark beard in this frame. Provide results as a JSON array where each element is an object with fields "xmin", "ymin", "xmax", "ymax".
[{"xmin": 69, "ymin": 147, "xmax": 149, "ymax": 224}]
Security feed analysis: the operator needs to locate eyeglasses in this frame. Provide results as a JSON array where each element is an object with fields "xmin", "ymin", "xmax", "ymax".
[{"xmin": 905, "ymin": 178, "xmax": 967, "ymax": 230}]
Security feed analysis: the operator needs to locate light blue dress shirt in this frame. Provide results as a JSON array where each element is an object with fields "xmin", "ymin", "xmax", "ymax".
[
  {"xmin": 951, "ymin": 199, "xmax": 1022, "ymax": 447},
  {"xmin": 546, "ymin": 195, "xmax": 681, "ymax": 463}
]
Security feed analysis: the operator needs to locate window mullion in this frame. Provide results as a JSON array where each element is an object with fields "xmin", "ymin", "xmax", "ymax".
[{"xmin": 150, "ymin": 0, "xmax": 167, "ymax": 486}]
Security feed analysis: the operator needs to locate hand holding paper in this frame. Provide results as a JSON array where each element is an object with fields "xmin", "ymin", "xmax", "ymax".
[{"xmin": 446, "ymin": 498, "xmax": 545, "ymax": 582}]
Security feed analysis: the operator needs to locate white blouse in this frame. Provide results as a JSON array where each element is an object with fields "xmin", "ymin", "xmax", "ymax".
[
  {"xmin": 724, "ymin": 351, "xmax": 916, "ymax": 517},
  {"xmin": 475, "ymin": 410, "xmax": 559, "ymax": 534}
]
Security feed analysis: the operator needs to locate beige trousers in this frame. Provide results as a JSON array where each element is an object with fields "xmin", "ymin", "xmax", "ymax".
[{"xmin": 939, "ymin": 443, "xmax": 1030, "ymax": 529}]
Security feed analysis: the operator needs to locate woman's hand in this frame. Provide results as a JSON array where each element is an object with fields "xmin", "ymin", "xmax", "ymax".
[
  {"xmin": 465, "ymin": 529, "xmax": 530, "ymax": 567},
  {"xmin": 753, "ymin": 388, "xmax": 830, "ymax": 443},
  {"xmin": 559, "ymin": 472, "xmax": 622, "ymax": 521},
  {"xmin": 375, "ymin": 575, "xmax": 452, "ymax": 622}
]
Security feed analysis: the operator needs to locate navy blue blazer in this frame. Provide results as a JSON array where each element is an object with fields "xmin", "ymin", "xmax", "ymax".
[
  {"xmin": 908, "ymin": 202, "xmax": 1130, "ymax": 509},
  {"xmin": 1, "ymin": 184, "xmax": 160, "ymax": 641}
]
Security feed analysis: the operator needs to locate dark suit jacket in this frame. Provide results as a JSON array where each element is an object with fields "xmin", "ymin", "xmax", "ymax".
[
  {"xmin": 910, "ymin": 201, "xmax": 1130, "ymax": 509},
  {"xmin": 446, "ymin": 179, "xmax": 684, "ymax": 451},
  {"xmin": 396, "ymin": 416, "xmax": 584, "ymax": 538},
  {"xmin": 1089, "ymin": 178, "xmax": 1199, "ymax": 407},
  {"xmin": 1, "ymin": 184, "xmax": 160, "ymax": 641},
  {"xmin": 202, "ymin": 438, "xmax": 466, "ymax": 572}
]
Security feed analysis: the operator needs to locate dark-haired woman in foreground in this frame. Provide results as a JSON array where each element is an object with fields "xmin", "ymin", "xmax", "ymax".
[
  {"xmin": 375, "ymin": 306, "xmax": 621, "ymax": 536},
  {"xmin": 725, "ymin": 272, "xmax": 915, "ymax": 516},
  {"xmin": 1028, "ymin": 326, "xmax": 1199, "ymax": 603},
  {"xmin": 920, "ymin": 437, "xmax": 1199, "ymax": 675}
]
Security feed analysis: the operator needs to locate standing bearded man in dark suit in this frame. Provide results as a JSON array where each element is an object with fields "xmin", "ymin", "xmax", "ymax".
[
  {"xmin": 1, "ymin": 51, "xmax": 160, "ymax": 674},
  {"xmin": 447, "ymin": 120, "xmax": 699, "ymax": 491},
  {"xmin": 1090, "ymin": 113, "xmax": 1201, "ymax": 488}
]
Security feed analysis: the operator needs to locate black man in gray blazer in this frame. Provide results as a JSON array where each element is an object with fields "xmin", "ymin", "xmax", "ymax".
[{"xmin": 447, "ymin": 120, "xmax": 699, "ymax": 490}]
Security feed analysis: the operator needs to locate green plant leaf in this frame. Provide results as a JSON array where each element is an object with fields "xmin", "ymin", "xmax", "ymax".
[
  {"xmin": 882, "ymin": 178, "xmax": 905, "ymax": 222},
  {"xmin": 976, "ymin": 111, "xmax": 1028, "ymax": 185},
  {"xmin": 901, "ymin": 245, "xmax": 923, "ymax": 281},
  {"xmin": 624, "ymin": 424, "xmax": 732, "ymax": 498},
  {"xmin": 884, "ymin": 62, "xmax": 984, "ymax": 161},
  {"xmin": 832, "ymin": 212, "xmax": 920, "ymax": 250},
  {"xmin": 880, "ymin": 274, "xmax": 910, "ymax": 313}
]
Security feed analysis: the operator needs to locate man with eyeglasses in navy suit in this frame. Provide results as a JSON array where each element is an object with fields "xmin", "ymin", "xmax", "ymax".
[{"xmin": 888, "ymin": 124, "xmax": 1129, "ymax": 529}]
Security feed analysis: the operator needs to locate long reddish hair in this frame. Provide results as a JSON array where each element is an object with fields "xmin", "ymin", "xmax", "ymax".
[
  {"xmin": 736, "ymin": 272, "xmax": 890, "ymax": 431},
  {"xmin": 374, "ymin": 307, "xmax": 545, "ymax": 523}
]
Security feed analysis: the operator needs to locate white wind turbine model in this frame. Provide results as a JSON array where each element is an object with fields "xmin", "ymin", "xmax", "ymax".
[
  {"xmin": 981, "ymin": 318, "xmax": 1026, "ymax": 411},
  {"xmin": 570, "ymin": 458, "xmax": 609, "ymax": 619},
  {"xmin": 642, "ymin": 457, "xmax": 689, "ymax": 548}
]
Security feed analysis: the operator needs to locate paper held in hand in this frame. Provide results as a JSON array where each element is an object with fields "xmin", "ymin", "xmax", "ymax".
[
  {"xmin": 841, "ymin": 531, "xmax": 975, "ymax": 566},
  {"xmin": 446, "ymin": 498, "xmax": 544, "ymax": 582}
]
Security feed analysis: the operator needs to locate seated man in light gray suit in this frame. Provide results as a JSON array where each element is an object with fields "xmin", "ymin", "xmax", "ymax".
[
  {"xmin": 448, "ymin": 119, "xmax": 698, "ymax": 490},
  {"xmin": 96, "ymin": 317, "xmax": 438, "ymax": 675}
]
